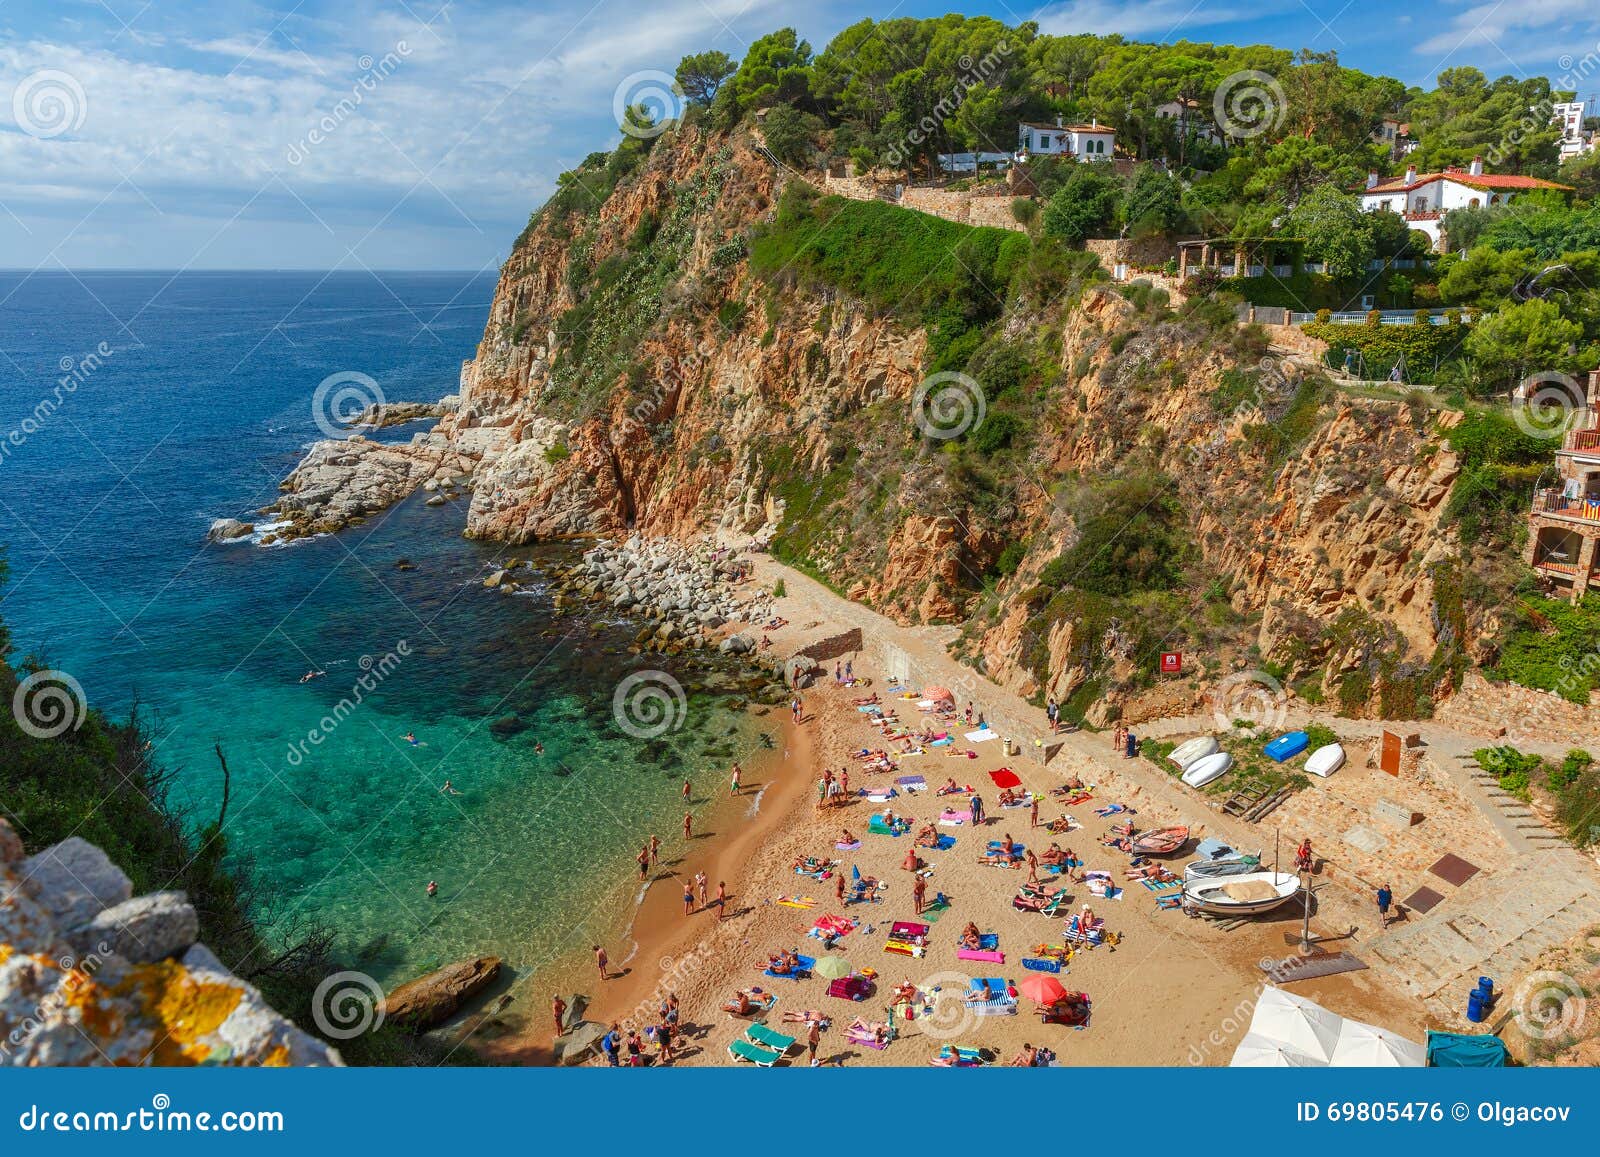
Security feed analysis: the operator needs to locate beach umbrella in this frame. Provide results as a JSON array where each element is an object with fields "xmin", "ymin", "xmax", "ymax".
[
  {"xmin": 1018, "ymin": 974, "xmax": 1069, "ymax": 1005},
  {"xmin": 1248, "ymin": 986, "xmax": 1343, "ymax": 1063},
  {"xmin": 924, "ymin": 686, "xmax": 954, "ymax": 703},
  {"xmin": 1330, "ymin": 1018, "xmax": 1425, "ymax": 1067},
  {"xmin": 813, "ymin": 955, "xmax": 853, "ymax": 980},
  {"xmin": 1230, "ymin": 1030, "xmax": 1324, "ymax": 1067}
]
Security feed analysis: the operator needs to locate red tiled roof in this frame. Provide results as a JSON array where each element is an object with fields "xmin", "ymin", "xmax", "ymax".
[{"xmin": 1364, "ymin": 170, "xmax": 1572, "ymax": 195}]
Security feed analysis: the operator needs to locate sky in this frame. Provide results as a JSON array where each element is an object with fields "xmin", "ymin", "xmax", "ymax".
[{"xmin": 0, "ymin": 0, "xmax": 1597, "ymax": 271}]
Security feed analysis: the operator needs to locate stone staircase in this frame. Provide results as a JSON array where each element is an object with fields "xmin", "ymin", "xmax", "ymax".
[
  {"xmin": 1457, "ymin": 751, "xmax": 1569, "ymax": 852},
  {"xmin": 1368, "ymin": 847, "xmax": 1599, "ymax": 1019}
]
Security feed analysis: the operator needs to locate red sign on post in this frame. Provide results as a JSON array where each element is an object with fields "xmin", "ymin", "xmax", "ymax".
[{"xmin": 1160, "ymin": 652, "xmax": 1182, "ymax": 674}]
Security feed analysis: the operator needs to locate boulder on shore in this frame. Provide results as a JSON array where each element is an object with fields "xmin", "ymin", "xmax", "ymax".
[
  {"xmin": 380, "ymin": 956, "xmax": 503, "ymax": 1030},
  {"xmin": 206, "ymin": 517, "xmax": 254, "ymax": 543}
]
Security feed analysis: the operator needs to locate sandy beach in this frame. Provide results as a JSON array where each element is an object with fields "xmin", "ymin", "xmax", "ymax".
[{"xmin": 507, "ymin": 547, "xmax": 1438, "ymax": 1068}]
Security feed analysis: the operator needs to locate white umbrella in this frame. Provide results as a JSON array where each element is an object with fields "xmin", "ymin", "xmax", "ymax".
[
  {"xmin": 1248, "ymin": 986, "xmax": 1343, "ymax": 1062},
  {"xmin": 1230, "ymin": 1030, "xmax": 1325, "ymax": 1067},
  {"xmin": 1330, "ymin": 1018, "xmax": 1425, "ymax": 1067}
]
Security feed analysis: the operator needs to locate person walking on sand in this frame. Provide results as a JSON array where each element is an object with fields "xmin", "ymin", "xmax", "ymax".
[
  {"xmin": 594, "ymin": 944, "xmax": 609, "ymax": 982},
  {"xmin": 1376, "ymin": 881, "xmax": 1394, "ymax": 927},
  {"xmin": 1295, "ymin": 838, "xmax": 1313, "ymax": 874},
  {"xmin": 840, "ymin": 767, "xmax": 850, "ymax": 795},
  {"xmin": 695, "ymin": 871, "xmax": 708, "ymax": 908},
  {"xmin": 964, "ymin": 701, "xmax": 973, "ymax": 726},
  {"xmin": 637, "ymin": 845, "xmax": 650, "ymax": 881},
  {"xmin": 730, "ymin": 763, "xmax": 742, "ymax": 794},
  {"xmin": 1030, "ymin": 795, "xmax": 1040, "ymax": 828},
  {"xmin": 836, "ymin": 871, "xmax": 847, "ymax": 907},
  {"xmin": 970, "ymin": 791, "xmax": 985, "ymax": 826},
  {"xmin": 845, "ymin": 659, "xmax": 853, "ymax": 681},
  {"xmin": 913, "ymin": 874, "xmax": 927, "ymax": 915},
  {"xmin": 683, "ymin": 811, "xmax": 693, "ymax": 840},
  {"xmin": 649, "ymin": 834, "xmax": 661, "ymax": 866},
  {"xmin": 551, "ymin": 993, "xmax": 567, "ymax": 1038},
  {"xmin": 1047, "ymin": 696, "xmax": 1059, "ymax": 734},
  {"xmin": 1026, "ymin": 848, "xmax": 1039, "ymax": 885},
  {"xmin": 682, "ymin": 778, "xmax": 692, "ymax": 803},
  {"xmin": 682, "ymin": 877, "xmax": 695, "ymax": 916},
  {"xmin": 835, "ymin": 661, "xmax": 842, "ymax": 683},
  {"xmin": 715, "ymin": 880, "xmax": 729, "ymax": 920},
  {"xmin": 601, "ymin": 1022, "xmax": 621, "ymax": 1066},
  {"xmin": 791, "ymin": 696, "xmax": 803, "ymax": 724},
  {"xmin": 807, "ymin": 1018, "xmax": 822, "ymax": 1067}
]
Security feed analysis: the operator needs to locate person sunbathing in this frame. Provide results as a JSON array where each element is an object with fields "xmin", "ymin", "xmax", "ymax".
[
  {"xmin": 766, "ymin": 954, "xmax": 791, "ymax": 976},
  {"xmin": 936, "ymin": 777, "xmax": 962, "ymax": 795},
  {"xmin": 964, "ymin": 980, "xmax": 995, "ymax": 1003},
  {"xmin": 1041, "ymin": 843, "xmax": 1067, "ymax": 865},
  {"xmin": 850, "ymin": 1018, "xmax": 890, "ymax": 1045},
  {"xmin": 1046, "ymin": 817, "xmax": 1076, "ymax": 834},
  {"xmin": 997, "ymin": 787, "xmax": 1022, "ymax": 807},
  {"xmin": 890, "ymin": 979, "xmax": 920, "ymax": 1005},
  {"xmin": 1009, "ymin": 1043, "xmax": 1039, "ymax": 1067},
  {"xmin": 851, "ymin": 694, "xmax": 880, "ymax": 705},
  {"xmin": 914, "ymin": 823, "xmax": 939, "ymax": 847},
  {"xmin": 959, "ymin": 922, "xmax": 984, "ymax": 950},
  {"xmin": 839, "ymin": 829, "xmax": 857, "ymax": 845},
  {"xmin": 782, "ymin": 1009, "xmax": 828, "ymax": 1024},
  {"xmin": 723, "ymin": 991, "xmax": 757, "ymax": 1015}
]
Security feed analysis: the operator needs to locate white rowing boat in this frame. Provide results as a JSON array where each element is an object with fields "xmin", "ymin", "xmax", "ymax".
[
  {"xmin": 1181, "ymin": 751, "xmax": 1232, "ymax": 788},
  {"xmin": 1304, "ymin": 743, "xmax": 1345, "ymax": 778},
  {"xmin": 1182, "ymin": 871, "xmax": 1301, "ymax": 917},
  {"xmin": 1167, "ymin": 735, "xmax": 1218, "ymax": 771}
]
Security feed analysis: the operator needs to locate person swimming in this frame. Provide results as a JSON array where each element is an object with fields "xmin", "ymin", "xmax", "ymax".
[
  {"xmin": 299, "ymin": 669, "xmax": 324, "ymax": 683},
  {"xmin": 534, "ymin": 741, "xmax": 545, "ymax": 755},
  {"xmin": 440, "ymin": 780, "xmax": 462, "ymax": 796},
  {"xmin": 403, "ymin": 731, "xmax": 423, "ymax": 747},
  {"xmin": 426, "ymin": 880, "xmax": 438, "ymax": 898}
]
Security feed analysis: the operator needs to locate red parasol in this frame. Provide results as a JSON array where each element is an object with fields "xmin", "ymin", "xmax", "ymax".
[
  {"xmin": 1018, "ymin": 974, "xmax": 1069, "ymax": 1004},
  {"xmin": 923, "ymin": 686, "xmax": 955, "ymax": 703}
]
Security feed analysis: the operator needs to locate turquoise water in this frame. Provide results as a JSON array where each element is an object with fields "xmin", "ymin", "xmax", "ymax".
[{"xmin": 0, "ymin": 272, "xmax": 769, "ymax": 991}]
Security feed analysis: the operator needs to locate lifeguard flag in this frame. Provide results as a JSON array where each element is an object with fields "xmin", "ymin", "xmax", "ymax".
[{"xmin": 1160, "ymin": 652, "xmax": 1181, "ymax": 674}]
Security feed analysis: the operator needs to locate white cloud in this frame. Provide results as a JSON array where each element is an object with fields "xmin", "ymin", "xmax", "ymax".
[
  {"xmin": 1414, "ymin": 0, "xmax": 1600, "ymax": 64},
  {"xmin": 1035, "ymin": 0, "xmax": 1254, "ymax": 39}
]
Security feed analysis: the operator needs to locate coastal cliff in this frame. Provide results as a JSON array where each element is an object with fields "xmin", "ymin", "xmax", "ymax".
[{"xmin": 274, "ymin": 119, "xmax": 1502, "ymax": 721}]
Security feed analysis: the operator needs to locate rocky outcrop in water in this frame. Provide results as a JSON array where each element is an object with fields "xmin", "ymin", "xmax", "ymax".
[
  {"xmin": 269, "ymin": 433, "xmax": 478, "ymax": 543},
  {"xmin": 380, "ymin": 955, "xmax": 502, "ymax": 1030},
  {"xmin": 0, "ymin": 821, "xmax": 340, "ymax": 1066}
]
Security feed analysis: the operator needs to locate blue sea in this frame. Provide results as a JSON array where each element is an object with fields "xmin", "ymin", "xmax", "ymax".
[{"xmin": 0, "ymin": 271, "xmax": 765, "ymax": 1011}]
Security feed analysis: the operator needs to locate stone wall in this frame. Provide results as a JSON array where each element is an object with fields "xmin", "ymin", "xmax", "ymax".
[
  {"xmin": 0, "ymin": 821, "xmax": 341, "ymax": 1066},
  {"xmin": 1084, "ymin": 236, "xmax": 1183, "ymax": 271},
  {"xmin": 816, "ymin": 172, "xmax": 1026, "ymax": 234}
]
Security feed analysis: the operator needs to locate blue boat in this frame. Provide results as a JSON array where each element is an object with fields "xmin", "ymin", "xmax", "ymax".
[{"xmin": 1263, "ymin": 730, "xmax": 1309, "ymax": 762}]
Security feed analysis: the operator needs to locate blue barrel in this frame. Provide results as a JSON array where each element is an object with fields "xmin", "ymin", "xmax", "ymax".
[
  {"xmin": 1477, "ymin": 976, "xmax": 1494, "ymax": 999},
  {"xmin": 1466, "ymin": 990, "xmax": 1486, "ymax": 1023}
]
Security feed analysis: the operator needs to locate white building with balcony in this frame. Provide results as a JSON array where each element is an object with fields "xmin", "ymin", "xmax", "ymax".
[
  {"xmin": 1016, "ymin": 118, "xmax": 1115, "ymax": 161},
  {"xmin": 1358, "ymin": 157, "xmax": 1572, "ymax": 249},
  {"xmin": 1553, "ymin": 100, "xmax": 1594, "ymax": 161}
]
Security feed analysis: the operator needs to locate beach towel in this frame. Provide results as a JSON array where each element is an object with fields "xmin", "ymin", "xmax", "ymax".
[
  {"xmin": 895, "ymin": 775, "xmax": 927, "ymax": 792},
  {"xmin": 930, "ymin": 737, "xmax": 954, "ymax": 747},
  {"xmin": 836, "ymin": 840, "xmax": 861, "ymax": 851},
  {"xmin": 763, "ymin": 953, "xmax": 816, "ymax": 981},
  {"xmin": 988, "ymin": 768, "xmax": 1022, "ymax": 789},
  {"xmin": 957, "ymin": 932, "xmax": 999, "ymax": 950},
  {"xmin": 1093, "ymin": 803, "xmax": 1128, "ymax": 817},
  {"xmin": 1142, "ymin": 878, "xmax": 1181, "ymax": 892},
  {"xmin": 964, "ymin": 728, "xmax": 998, "ymax": 743},
  {"xmin": 986, "ymin": 840, "xmax": 1025, "ymax": 854},
  {"xmin": 1022, "ymin": 957, "xmax": 1062, "ymax": 973},
  {"xmin": 777, "ymin": 896, "xmax": 817, "ymax": 909},
  {"xmin": 1156, "ymin": 895, "xmax": 1183, "ymax": 910},
  {"xmin": 938, "ymin": 808, "xmax": 969, "ymax": 826},
  {"xmin": 957, "ymin": 947, "xmax": 1005, "ymax": 963},
  {"xmin": 934, "ymin": 834, "xmax": 957, "ymax": 851}
]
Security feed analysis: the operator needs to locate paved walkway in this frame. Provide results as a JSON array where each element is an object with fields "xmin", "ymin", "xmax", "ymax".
[{"xmin": 752, "ymin": 554, "xmax": 1600, "ymax": 1025}]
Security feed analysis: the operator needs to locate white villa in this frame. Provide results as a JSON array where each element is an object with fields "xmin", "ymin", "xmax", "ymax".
[
  {"xmin": 1358, "ymin": 157, "xmax": 1573, "ymax": 249},
  {"xmin": 1016, "ymin": 118, "xmax": 1115, "ymax": 161},
  {"xmin": 1155, "ymin": 98, "xmax": 1223, "ymax": 144},
  {"xmin": 1553, "ymin": 100, "xmax": 1594, "ymax": 161}
]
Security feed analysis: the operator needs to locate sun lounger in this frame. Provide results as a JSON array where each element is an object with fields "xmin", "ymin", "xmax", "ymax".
[
  {"xmin": 728, "ymin": 1039, "xmax": 784, "ymax": 1066},
  {"xmin": 745, "ymin": 1023, "xmax": 796, "ymax": 1053}
]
